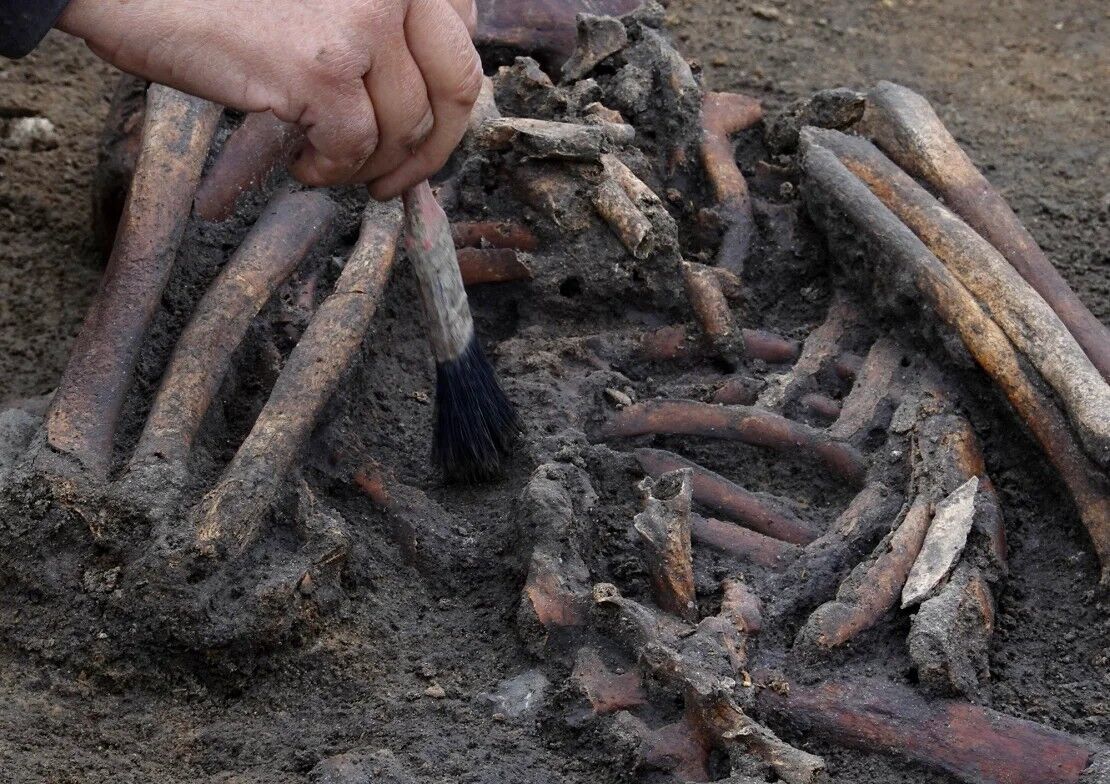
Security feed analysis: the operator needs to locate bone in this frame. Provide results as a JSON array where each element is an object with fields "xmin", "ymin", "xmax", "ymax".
[
  {"xmin": 767, "ymin": 483, "xmax": 905, "ymax": 622},
  {"xmin": 799, "ymin": 393, "xmax": 840, "ymax": 420},
  {"xmin": 902, "ymin": 476, "xmax": 979, "ymax": 607},
  {"xmin": 681, "ymin": 260, "xmax": 741, "ymax": 357},
  {"xmin": 711, "ymin": 376, "xmax": 760, "ymax": 406},
  {"xmin": 908, "ymin": 562, "xmax": 995, "ymax": 698},
  {"xmin": 474, "ymin": 0, "xmax": 641, "ymax": 66},
  {"xmin": 569, "ymin": 647, "xmax": 647, "ymax": 719},
  {"xmin": 560, "ymin": 13, "xmax": 628, "ymax": 82},
  {"xmin": 720, "ymin": 577, "xmax": 763, "ymax": 634},
  {"xmin": 691, "ymin": 514, "xmax": 800, "ymax": 569},
  {"xmin": 474, "ymin": 117, "xmax": 635, "ymax": 160},
  {"xmin": 194, "ymin": 112, "xmax": 302, "ymax": 222},
  {"xmin": 456, "ymin": 248, "xmax": 535, "ymax": 285},
  {"xmin": 92, "ymin": 74, "xmax": 146, "ymax": 257},
  {"xmin": 593, "ymin": 153, "xmax": 665, "ymax": 259},
  {"xmin": 450, "ymin": 220, "xmax": 538, "ymax": 251},
  {"xmin": 634, "ymin": 469, "xmax": 698, "ymax": 620},
  {"xmin": 594, "ymin": 584, "xmax": 826, "ymax": 784},
  {"xmin": 700, "ymin": 92, "xmax": 763, "ymax": 273},
  {"xmin": 634, "ymin": 448, "xmax": 818, "ymax": 544},
  {"xmin": 43, "ymin": 87, "xmax": 221, "ymax": 479},
  {"xmin": 195, "ymin": 199, "xmax": 403, "ymax": 557},
  {"xmin": 594, "ymin": 399, "xmax": 868, "ymax": 486},
  {"xmin": 828, "ymin": 337, "xmax": 906, "ymax": 441},
  {"xmin": 757, "ymin": 675, "xmax": 1104, "ymax": 784},
  {"xmin": 758, "ymin": 294, "xmax": 861, "ymax": 412},
  {"xmin": 860, "ymin": 81, "xmax": 1110, "ymax": 383},
  {"xmin": 801, "ymin": 130, "xmax": 1110, "ymax": 586},
  {"xmin": 352, "ymin": 461, "xmax": 478, "ymax": 574},
  {"xmin": 517, "ymin": 463, "xmax": 598, "ymax": 646},
  {"xmin": 813, "ymin": 127, "xmax": 1110, "ymax": 465},
  {"xmin": 129, "ymin": 189, "xmax": 335, "ymax": 476},
  {"xmin": 797, "ymin": 497, "xmax": 931, "ymax": 650}
]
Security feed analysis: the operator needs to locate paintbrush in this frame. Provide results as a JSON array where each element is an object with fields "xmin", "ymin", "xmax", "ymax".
[{"xmin": 401, "ymin": 180, "xmax": 519, "ymax": 480}]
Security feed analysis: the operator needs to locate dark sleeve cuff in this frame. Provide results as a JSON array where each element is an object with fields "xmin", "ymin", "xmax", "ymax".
[{"xmin": 1, "ymin": 0, "xmax": 73, "ymax": 58}]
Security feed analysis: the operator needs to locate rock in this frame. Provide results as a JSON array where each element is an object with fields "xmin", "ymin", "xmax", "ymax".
[
  {"xmin": 308, "ymin": 748, "xmax": 415, "ymax": 784},
  {"xmin": 475, "ymin": 670, "xmax": 550, "ymax": 719},
  {"xmin": 423, "ymin": 683, "xmax": 447, "ymax": 699},
  {"xmin": 4, "ymin": 116, "xmax": 59, "ymax": 151}
]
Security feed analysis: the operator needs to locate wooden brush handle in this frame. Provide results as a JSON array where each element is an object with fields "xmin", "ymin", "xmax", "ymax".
[{"xmin": 402, "ymin": 181, "xmax": 475, "ymax": 362}]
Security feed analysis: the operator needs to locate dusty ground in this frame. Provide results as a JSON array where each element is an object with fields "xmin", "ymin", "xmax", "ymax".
[{"xmin": 0, "ymin": 2, "xmax": 1106, "ymax": 783}]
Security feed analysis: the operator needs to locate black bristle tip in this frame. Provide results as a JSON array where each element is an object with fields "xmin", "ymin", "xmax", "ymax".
[{"xmin": 433, "ymin": 334, "xmax": 520, "ymax": 482}]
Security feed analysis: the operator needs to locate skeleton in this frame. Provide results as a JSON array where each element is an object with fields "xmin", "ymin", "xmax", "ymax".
[{"xmin": 0, "ymin": 2, "xmax": 1106, "ymax": 781}]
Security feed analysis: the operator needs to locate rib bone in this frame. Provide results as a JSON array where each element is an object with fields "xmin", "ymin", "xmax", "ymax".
[
  {"xmin": 195, "ymin": 199, "xmax": 403, "ymax": 557},
  {"xmin": 44, "ymin": 87, "xmax": 221, "ymax": 479}
]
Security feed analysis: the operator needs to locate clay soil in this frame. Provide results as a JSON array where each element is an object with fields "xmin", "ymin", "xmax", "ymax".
[{"xmin": 0, "ymin": 2, "xmax": 1107, "ymax": 783}]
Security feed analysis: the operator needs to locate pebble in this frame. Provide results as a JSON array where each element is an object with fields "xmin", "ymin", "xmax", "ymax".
[
  {"xmin": 3, "ymin": 117, "xmax": 58, "ymax": 151},
  {"xmin": 605, "ymin": 388, "xmax": 633, "ymax": 408},
  {"xmin": 751, "ymin": 5, "xmax": 781, "ymax": 21},
  {"xmin": 423, "ymin": 683, "xmax": 447, "ymax": 699}
]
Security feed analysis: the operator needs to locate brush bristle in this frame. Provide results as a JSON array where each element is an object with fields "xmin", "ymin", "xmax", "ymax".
[{"xmin": 434, "ymin": 334, "xmax": 520, "ymax": 481}]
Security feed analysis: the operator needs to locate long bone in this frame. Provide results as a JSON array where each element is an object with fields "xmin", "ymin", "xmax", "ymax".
[
  {"xmin": 127, "ymin": 189, "xmax": 336, "ymax": 484},
  {"xmin": 859, "ymin": 81, "xmax": 1110, "ymax": 382},
  {"xmin": 811, "ymin": 127, "xmax": 1110, "ymax": 466},
  {"xmin": 800, "ymin": 130, "xmax": 1110, "ymax": 586},
  {"xmin": 757, "ymin": 675, "xmax": 1107, "ymax": 784},
  {"xmin": 195, "ymin": 199, "xmax": 403, "ymax": 558},
  {"xmin": 43, "ymin": 87, "xmax": 221, "ymax": 479}
]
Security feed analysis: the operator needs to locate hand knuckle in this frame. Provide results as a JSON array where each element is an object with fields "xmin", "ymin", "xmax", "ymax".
[{"xmin": 449, "ymin": 52, "xmax": 483, "ymax": 106}]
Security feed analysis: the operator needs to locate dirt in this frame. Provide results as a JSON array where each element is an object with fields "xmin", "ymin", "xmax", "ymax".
[{"xmin": 0, "ymin": 3, "xmax": 1107, "ymax": 784}]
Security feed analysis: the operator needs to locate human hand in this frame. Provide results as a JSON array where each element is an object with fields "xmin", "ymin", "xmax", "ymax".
[{"xmin": 58, "ymin": 0, "xmax": 481, "ymax": 198}]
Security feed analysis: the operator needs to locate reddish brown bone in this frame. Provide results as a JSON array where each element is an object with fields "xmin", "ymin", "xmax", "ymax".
[
  {"xmin": 681, "ymin": 260, "xmax": 740, "ymax": 356},
  {"xmin": 758, "ymin": 676, "xmax": 1102, "ymax": 784},
  {"xmin": 451, "ymin": 220, "xmax": 538, "ymax": 251},
  {"xmin": 131, "ymin": 189, "xmax": 335, "ymax": 471},
  {"xmin": 194, "ymin": 112, "xmax": 302, "ymax": 222},
  {"xmin": 861, "ymin": 81, "xmax": 1110, "ymax": 382},
  {"xmin": 634, "ymin": 469, "xmax": 698, "ymax": 620},
  {"xmin": 195, "ymin": 200, "xmax": 403, "ymax": 557},
  {"xmin": 700, "ymin": 92, "xmax": 763, "ymax": 273},
  {"xmin": 456, "ymin": 248, "xmax": 534, "ymax": 285},
  {"xmin": 691, "ymin": 514, "xmax": 799, "ymax": 569},
  {"xmin": 801, "ymin": 131, "xmax": 1110, "ymax": 585},
  {"xmin": 635, "ymin": 447, "xmax": 818, "ymax": 544},
  {"xmin": 798, "ymin": 497, "xmax": 931, "ymax": 649},
  {"xmin": 92, "ymin": 74, "xmax": 147, "ymax": 257},
  {"xmin": 595, "ymin": 399, "xmax": 867, "ymax": 486},
  {"xmin": 474, "ymin": 0, "xmax": 642, "ymax": 67},
  {"xmin": 44, "ymin": 87, "xmax": 221, "ymax": 479}
]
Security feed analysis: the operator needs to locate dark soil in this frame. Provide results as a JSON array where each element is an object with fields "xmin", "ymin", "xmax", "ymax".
[{"xmin": 0, "ymin": 3, "xmax": 1107, "ymax": 784}]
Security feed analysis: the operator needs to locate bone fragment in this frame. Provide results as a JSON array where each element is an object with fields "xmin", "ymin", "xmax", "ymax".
[
  {"xmin": 594, "ymin": 399, "xmax": 868, "ymax": 486},
  {"xmin": 195, "ymin": 199, "xmax": 402, "ymax": 557},
  {"xmin": 635, "ymin": 448, "xmax": 818, "ymax": 544},
  {"xmin": 901, "ymin": 476, "xmax": 979, "ymax": 607},
  {"xmin": 711, "ymin": 376, "xmax": 760, "ymax": 406},
  {"xmin": 474, "ymin": 116, "xmax": 634, "ymax": 160},
  {"xmin": 682, "ymin": 260, "xmax": 741, "ymax": 357},
  {"xmin": 594, "ymin": 584, "xmax": 826, "ymax": 784},
  {"xmin": 828, "ymin": 337, "xmax": 906, "ymax": 441},
  {"xmin": 909, "ymin": 562, "xmax": 995, "ymax": 698},
  {"xmin": 194, "ymin": 112, "xmax": 302, "ymax": 221},
  {"xmin": 569, "ymin": 647, "xmax": 647, "ymax": 719},
  {"xmin": 763, "ymin": 87, "xmax": 865, "ymax": 154},
  {"xmin": 592, "ymin": 153, "xmax": 665, "ymax": 259},
  {"xmin": 474, "ymin": 0, "xmax": 641, "ymax": 65},
  {"xmin": 561, "ymin": 13, "xmax": 628, "ymax": 82},
  {"xmin": 860, "ymin": 81, "xmax": 1110, "ymax": 382},
  {"xmin": 44, "ymin": 87, "xmax": 221, "ymax": 479},
  {"xmin": 634, "ymin": 469, "xmax": 698, "ymax": 620},
  {"xmin": 720, "ymin": 577, "xmax": 762, "ymax": 634},
  {"xmin": 451, "ymin": 220, "xmax": 538, "ymax": 251}
]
